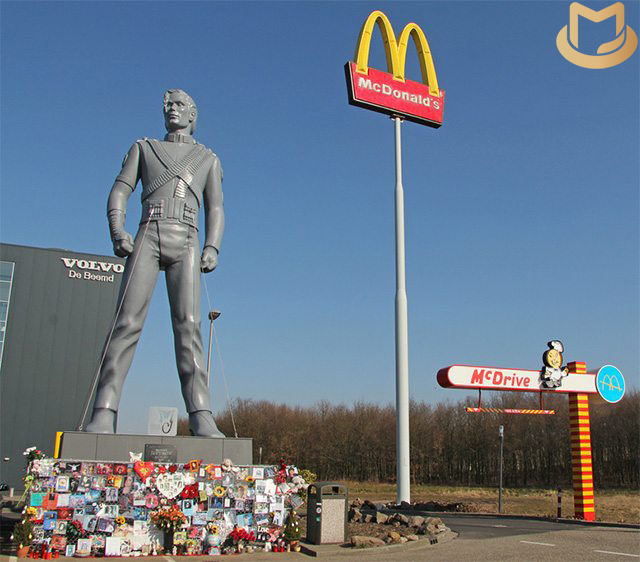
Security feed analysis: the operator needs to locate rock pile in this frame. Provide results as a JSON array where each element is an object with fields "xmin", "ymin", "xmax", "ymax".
[
  {"xmin": 394, "ymin": 499, "xmax": 471, "ymax": 512},
  {"xmin": 348, "ymin": 499, "xmax": 450, "ymax": 548}
]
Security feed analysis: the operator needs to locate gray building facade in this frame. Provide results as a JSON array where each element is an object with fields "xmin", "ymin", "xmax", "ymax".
[{"xmin": 0, "ymin": 243, "xmax": 124, "ymax": 489}]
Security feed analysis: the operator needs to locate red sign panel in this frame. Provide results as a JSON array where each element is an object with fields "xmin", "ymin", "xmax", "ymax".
[{"xmin": 345, "ymin": 62, "xmax": 445, "ymax": 127}]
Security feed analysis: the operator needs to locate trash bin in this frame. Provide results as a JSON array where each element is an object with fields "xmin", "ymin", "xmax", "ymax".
[{"xmin": 306, "ymin": 482, "xmax": 348, "ymax": 544}]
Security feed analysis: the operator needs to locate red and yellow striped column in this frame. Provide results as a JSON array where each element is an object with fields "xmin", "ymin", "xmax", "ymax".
[{"xmin": 567, "ymin": 361, "xmax": 595, "ymax": 521}]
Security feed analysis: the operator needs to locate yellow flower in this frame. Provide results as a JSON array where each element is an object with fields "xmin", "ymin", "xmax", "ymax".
[
  {"xmin": 213, "ymin": 486, "xmax": 225, "ymax": 497},
  {"xmin": 245, "ymin": 476, "xmax": 255, "ymax": 483}
]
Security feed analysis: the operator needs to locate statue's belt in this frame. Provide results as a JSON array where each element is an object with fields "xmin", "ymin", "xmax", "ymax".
[{"xmin": 141, "ymin": 197, "xmax": 198, "ymax": 229}]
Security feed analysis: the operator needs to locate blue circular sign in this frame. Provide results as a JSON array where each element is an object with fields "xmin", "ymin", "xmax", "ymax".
[{"xmin": 596, "ymin": 365, "xmax": 625, "ymax": 403}]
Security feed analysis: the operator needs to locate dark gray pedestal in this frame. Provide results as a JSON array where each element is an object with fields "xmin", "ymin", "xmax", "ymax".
[{"xmin": 57, "ymin": 432, "xmax": 253, "ymax": 464}]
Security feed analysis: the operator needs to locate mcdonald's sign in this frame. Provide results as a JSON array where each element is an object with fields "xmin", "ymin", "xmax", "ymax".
[
  {"xmin": 345, "ymin": 10, "xmax": 445, "ymax": 127},
  {"xmin": 596, "ymin": 364, "xmax": 626, "ymax": 403}
]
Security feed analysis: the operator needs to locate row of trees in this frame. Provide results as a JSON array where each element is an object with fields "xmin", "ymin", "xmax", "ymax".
[{"xmin": 206, "ymin": 390, "xmax": 638, "ymax": 489}]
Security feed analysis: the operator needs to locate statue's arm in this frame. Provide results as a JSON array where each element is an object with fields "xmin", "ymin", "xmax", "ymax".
[
  {"xmin": 107, "ymin": 143, "xmax": 141, "ymax": 258},
  {"xmin": 201, "ymin": 154, "xmax": 224, "ymax": 273}
]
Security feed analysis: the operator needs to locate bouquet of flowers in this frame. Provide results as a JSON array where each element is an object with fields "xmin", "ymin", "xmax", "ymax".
[
  {"xmin": 23, "ymin": 447, "xmax": 45, "ymax": 463},
  {"xmin": 274, "ymin": 459, "xmax": 288, "ymax": 485},
  {"xmin": 150, "ymin": 505, "xmax": 186, "ymax": 531},
  {"xmin": 66, "ymin": 520, "xmax": 86, "ymax": 544},
  {"xmin": 229, "ymin": 526, "xmax": 256, "ymax": 544}
]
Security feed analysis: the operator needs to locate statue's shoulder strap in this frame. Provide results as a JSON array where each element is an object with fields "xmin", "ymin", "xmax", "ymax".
[
  {"xmin": 138, "ymin": 138, "xmax": 175, "ymax": 170},
  {"xmin": 141, "ymin": 141, "xmax": 205, "ymax": 201},
  {"xmin": 179, "ymin": 144, "xmax": 216, "ymax": 206}
]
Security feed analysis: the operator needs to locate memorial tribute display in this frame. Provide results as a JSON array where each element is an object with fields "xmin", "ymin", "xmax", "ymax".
[
  {"xmin": 18, "ymin": 452, "xmax": 309, "ymax": 557},
  {"xmin": 83, "ymin": 89, "xmax": 225, "ymax": 437}
]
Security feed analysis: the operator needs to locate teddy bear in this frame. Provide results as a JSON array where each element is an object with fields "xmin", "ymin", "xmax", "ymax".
[
  {"xmin": 288, "ymin": 474, "xmax": 308, "ymax": 494},
  {"xmin": 221, "ymin": 458, "xmax": 239, "ymax": 473}
]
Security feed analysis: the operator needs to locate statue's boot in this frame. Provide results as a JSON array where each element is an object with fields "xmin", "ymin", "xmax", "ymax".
[
  {"xmin": 189, "ymin": 410, "xmax": 225, "ymax": 438},
  {"xmin": 84, "ymin": 408, "xmax": 117, "ymax": 433}
]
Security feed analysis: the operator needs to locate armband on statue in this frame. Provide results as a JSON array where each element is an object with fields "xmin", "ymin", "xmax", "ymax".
[{"xmin": 107, "ymin": 209, "xmax": 127, "ymax": 242}]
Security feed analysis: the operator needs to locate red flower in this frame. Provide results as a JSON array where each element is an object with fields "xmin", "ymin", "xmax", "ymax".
[
  {"xmin": 158, "ymin": 466, "xmax": 167, "ymax": 474},
  {"xmin": 274, "ymin": 458, "xmax": 288, "ymax": 484},
  {"xmin": 169, "ymin": 465, "xmax": 177, "ymax": 473},
  {"xmin": 180, "ymin": 485, "xmax": 198, "ymax": 499},
  {"xmin": 230, "ymin": 526, "xmax": 255, "ymax": 543}
]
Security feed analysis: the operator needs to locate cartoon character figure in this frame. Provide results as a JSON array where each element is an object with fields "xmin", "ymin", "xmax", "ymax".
[{"xmin": 541, "ymin": 340, "xmax": 569, "ymax": 388}]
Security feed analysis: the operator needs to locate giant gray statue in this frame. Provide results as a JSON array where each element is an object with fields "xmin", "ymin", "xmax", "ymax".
[{"xmin": 85, "ymin": 89, "xmax": 225, "ymax": 437}]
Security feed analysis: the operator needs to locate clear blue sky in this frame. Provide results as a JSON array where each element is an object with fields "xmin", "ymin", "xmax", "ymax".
[{"xmin": 1, "ymin": 1, "xmax": 638, "ymax": 434}]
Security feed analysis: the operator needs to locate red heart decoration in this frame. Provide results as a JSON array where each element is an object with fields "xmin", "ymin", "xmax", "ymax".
[{"xmin": 134, "ymin": 461, "xmax": 154, "ymax": 480}]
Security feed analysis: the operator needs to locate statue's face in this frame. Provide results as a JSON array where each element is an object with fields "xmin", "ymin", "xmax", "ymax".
[
  {"xmin": 164, "ymin": 92, "xmax": 195, "ymax": 132},
  {"xmin": 547, "ymin": 349, "xmax": 562, "ymax": 369}
]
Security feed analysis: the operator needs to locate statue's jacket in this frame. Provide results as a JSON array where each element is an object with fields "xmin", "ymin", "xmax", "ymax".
[{"xmin": 116, "ymin": 136, "xmax": 223, "ymax": 233}]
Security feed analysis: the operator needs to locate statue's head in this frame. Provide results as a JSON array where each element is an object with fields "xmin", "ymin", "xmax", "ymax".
[{"xmin": 163, "ymin": 89, "xmax": 198, "ymax": 134}]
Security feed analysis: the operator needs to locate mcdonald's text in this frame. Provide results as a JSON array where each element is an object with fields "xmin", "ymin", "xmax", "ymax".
[
  {"xmin": 356, "ymin": 76, "xmax": 441, "ymax": 109},
  {"xmin": 345, "ymin": 62, "xmax": 445, "ymax": 127}
]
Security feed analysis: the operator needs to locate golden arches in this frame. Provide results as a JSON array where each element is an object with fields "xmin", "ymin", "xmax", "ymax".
[
  {"xmin": 355, "ymin": 11, "xmax": 401, "ymax": 80},
  {"xmin": 354, "ymin": 10, "xmax": 441, "ymax": 97},
  {"xmin": 397, "ymin": 24, "xmax": 440, "ymax": 97},
  {"xmin": 600, "ymin": 374, "xmax": 622, "ymax": 392}
]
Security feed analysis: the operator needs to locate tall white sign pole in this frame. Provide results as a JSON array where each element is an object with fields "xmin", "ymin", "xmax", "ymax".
[
  {"xmin": 393, "ymin": 116, "xmax": 411, "ymax": 504},
  {"xmin": 346, "ymin": 8, "xmax": 444, "ymax": 509}
]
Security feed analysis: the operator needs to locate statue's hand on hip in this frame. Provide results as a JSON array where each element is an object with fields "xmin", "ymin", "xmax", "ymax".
[
  {"xmin": 113, "ymin": 233, "xmax": 134, "ymax": 258},
  {"xmin": 201, "ymin": 246, "xmax": 218, "ymax": 273}
]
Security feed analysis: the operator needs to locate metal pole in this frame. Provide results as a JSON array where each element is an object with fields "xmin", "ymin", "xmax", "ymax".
[
  {"xmin": 499, "ymin": 425, "xmax": 504, "ymax": 513},
  {"xmin": 207, "ymin": 310, "xmax": 221, "ymax": 387},
  {"xmin": 557, "ymin": 487, "xmax": 562, "ymax": 519},
  {"xmin": 393, "ymin": 116, "xmax": 410, "ymax": 505}
]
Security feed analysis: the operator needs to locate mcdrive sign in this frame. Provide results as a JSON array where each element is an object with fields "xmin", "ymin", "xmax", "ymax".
[
  {"xmin": 437, "ymin": 365, "xmax": 598, "ymax": 394},
  {"xmin": 345, "ymin": 10, "xmax": 445, "ymax": 127}
]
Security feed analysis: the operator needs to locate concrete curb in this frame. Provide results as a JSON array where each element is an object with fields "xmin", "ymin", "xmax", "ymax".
[{"xmin": 382, "ymin": 509, "xmax": 640, "ymax": 530}]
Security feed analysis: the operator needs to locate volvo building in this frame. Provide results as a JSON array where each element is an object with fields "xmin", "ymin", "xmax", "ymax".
[{"xmin": 0, "ymin": 243, "xmax": 124, "ymax": 489}]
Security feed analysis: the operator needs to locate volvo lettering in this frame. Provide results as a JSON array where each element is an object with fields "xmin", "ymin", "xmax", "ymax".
[
  {"xmin": 61, "ymin": 257, "xmax": 124, "ymax": 273},
  {"xmin": 61, "ymin": 256, "xmax": 124, "ymax": 284}
]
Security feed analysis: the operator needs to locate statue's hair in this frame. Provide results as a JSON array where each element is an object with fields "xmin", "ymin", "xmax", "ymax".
[{"xmin": 164, "ymin": 89, "xmax": 198, "ymax": 133}]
